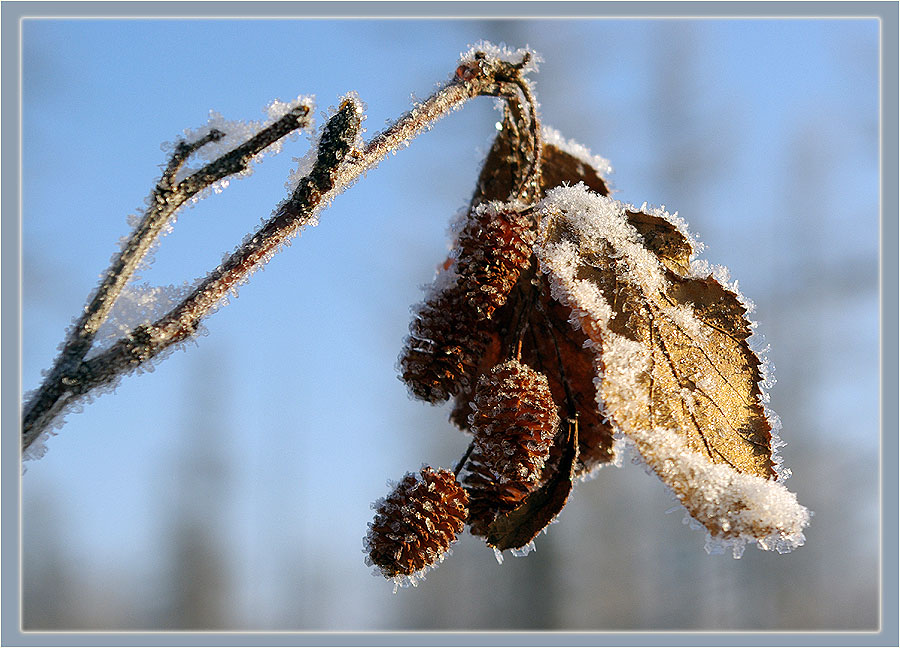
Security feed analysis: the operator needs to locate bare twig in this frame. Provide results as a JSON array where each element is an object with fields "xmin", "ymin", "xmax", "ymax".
[
  {"xmin": 453, "ymin": 440, "xmax": 476, "ymax": 477},
  {"xmin": 22, "ymin": 103, "xmax": 314, "ymax": 451},
  {"xmin": 22, "ymin": 50, "xmax": 540, "ymax": 456}
]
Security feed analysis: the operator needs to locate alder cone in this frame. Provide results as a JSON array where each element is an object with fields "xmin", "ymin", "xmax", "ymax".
[
  {"xmin": 399, "ymin": 203, "xmax": 533, "ymax": 404},
  {"xmin": 471, "ymin": 360, "xmax": 559, "ymax": 484},
  {"xmin": 366, "ymin": 467, "xmax": 469, "ymax": 579},
  {"xmin": 455, "ymin": 202, "xmax": 537, "ymax": 319},
  {"xmin": 400, "ymin": 282, "xmax": 490, "ymax": 403},
  {"xmin": 463, "ymin": 360, "xmax": 560, "ymax": 536}
]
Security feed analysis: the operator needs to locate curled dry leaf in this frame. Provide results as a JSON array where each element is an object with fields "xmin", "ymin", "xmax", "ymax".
[
  {"xmin": 535, "ymin": 184, "xmax": 810, "ymax": 551},
  {"xmin": 486, "ymin": 417, "xmax": 579, "ymax": 552}
]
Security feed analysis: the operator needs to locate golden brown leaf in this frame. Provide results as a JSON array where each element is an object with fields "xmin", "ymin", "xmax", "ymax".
[
  {"xmin": 624, "ymin": 210, "xmax": 693, "ymax": 275},
  {"xmin": 539, "ymin": 187, "xmax": 772, "ymax": 476},
  {"xmin": 536, "ymin": 185, "xmax": 810, "ymax": 547}
]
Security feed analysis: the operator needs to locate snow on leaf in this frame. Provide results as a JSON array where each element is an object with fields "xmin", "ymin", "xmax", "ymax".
[
  {"xmin": 539, "ymin": 126, "xmax": 612, "ymax": 197},
  {"xmin": 535, "ymin": 184, "xmax": 810, "ymax": 550}
]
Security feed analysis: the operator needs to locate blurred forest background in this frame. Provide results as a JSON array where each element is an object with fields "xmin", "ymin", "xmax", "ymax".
[{"xmin": 20, "ymin": 18, "xmax": 879, "ymax": 631}]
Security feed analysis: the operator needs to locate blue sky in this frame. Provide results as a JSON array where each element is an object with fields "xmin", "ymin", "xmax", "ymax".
[{"xmin": 20, "ymin": 18, "xmax": 880, "ymax": 630}]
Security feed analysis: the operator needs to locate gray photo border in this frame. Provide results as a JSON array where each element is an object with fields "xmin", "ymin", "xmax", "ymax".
[{"xmin": 2, "ymin": 1, "xmax": 897, "ymax": 647}]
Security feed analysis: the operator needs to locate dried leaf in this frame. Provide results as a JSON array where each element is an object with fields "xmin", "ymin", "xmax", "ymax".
[
  {"xmin": 486, "ymin": 418, "xmax": 579, "ymax": 551},
  {"xmin": 624, "ymin": 209, "xmax": 693, "ymax": 275},
  {"xmin": 539, "ymin": 187, "xmax": 771, "ymax": 476},
  {"xmin": 536, "ymin": 185, "xmax": 810, "ymax": 549},
  {"xmin": 539, "ymin": 138, "xmax": 610, "ymax": 197},
  {"xmin": 471, "ymin": 123, "xmax": 612, "ymax": 207}
]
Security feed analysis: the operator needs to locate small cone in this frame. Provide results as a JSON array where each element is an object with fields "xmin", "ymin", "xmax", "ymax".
[
  {"xmin": 399, "ymin": 202, "xmax": 535, "ymax": 404},
  {"xmin": 400, "ymin": 283, "xmax": 489, "ymax": 403},
  {"xmin": 365, "ymin": 467, "xmax": 469, "ymax": 580},
  {"xmin": 463, "ymin": 360, "xmax": 559, "ymax": 536},
  {"xmin": 455, "ymin": 202, "xmax": 536, "ymax": 319}
]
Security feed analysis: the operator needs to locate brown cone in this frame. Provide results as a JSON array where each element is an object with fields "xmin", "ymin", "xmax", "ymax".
[
  {"xmin": 463, "ymin": 448, "xmax": 533, "ymax": 537},
  {"xmin": 365, "ymin": 467, "xmax": 469, "ymax": 579},
  {"xmin": 399, "ymin": 202, "xmax": 535, "ymax": 404},
  {"xmin": 399, "ymin": 282, "xmax": 490, "ymax": 403},
  {"xmin": 463, "ymin": 360, "xmax": 560, "ymax": 536},
  {"xmin": 455, "ymin": 202, "xmax": 536, "ymax": 319}
]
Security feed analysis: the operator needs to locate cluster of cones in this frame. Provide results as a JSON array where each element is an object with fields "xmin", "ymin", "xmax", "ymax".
[
  {"xmin": 363, "ymin": 48, "xmax": 810, "ymax": 582},
  {"xmin": 365, "ymin": 200, "xmax": 563, "ymax": 582}
]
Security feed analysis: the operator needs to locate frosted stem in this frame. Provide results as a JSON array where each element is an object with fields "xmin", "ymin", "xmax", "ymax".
[
  {"xmin": 454, "ymin": 441, "xmax": 476, "ymax": 477},
  {"xmin": 343, "ymin": 54, "xmax": 536, "ymax": 194},
  {"xmin": 22, "ymin": 52, "xmax": 538, "ymax": 455}
]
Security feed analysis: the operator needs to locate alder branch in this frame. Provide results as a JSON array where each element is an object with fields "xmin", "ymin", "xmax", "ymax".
[{"xmin": 22, "ymin": 50, "xmax": 539, "ymax": 456}]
